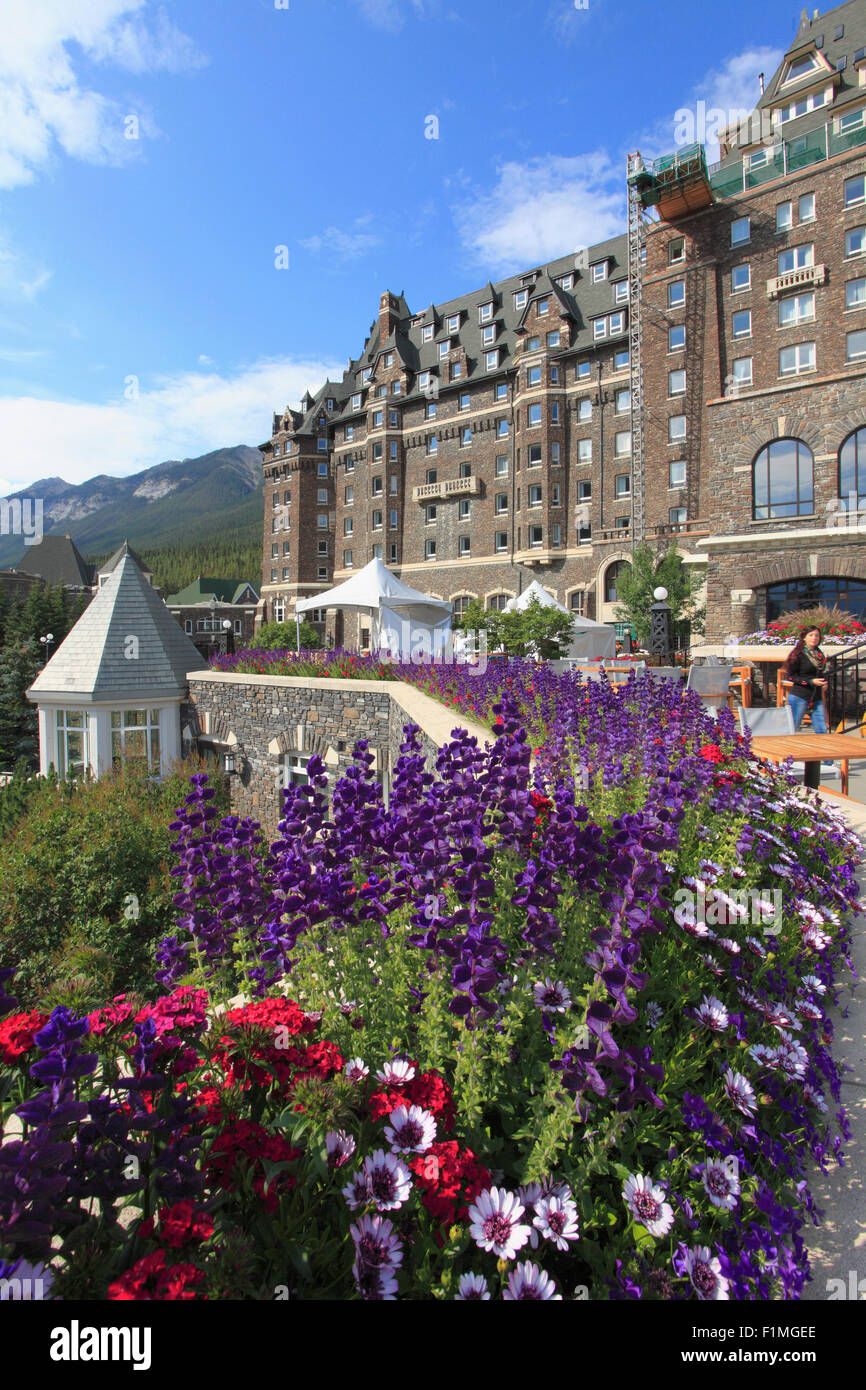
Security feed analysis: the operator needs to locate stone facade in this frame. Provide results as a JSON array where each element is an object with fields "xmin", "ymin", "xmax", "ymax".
[
  {"xmin": 257, "ymin": 5, "xmax": 866, "ymax": 648},
  {"xmin": 183, "ymin": 672, "xmax": 480, "ymax": 841}
]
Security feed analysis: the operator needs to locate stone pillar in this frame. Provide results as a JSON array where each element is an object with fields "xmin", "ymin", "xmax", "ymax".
[{"xmin": 730, "ymin": 589, "xmax": 755, "ymax": 638}]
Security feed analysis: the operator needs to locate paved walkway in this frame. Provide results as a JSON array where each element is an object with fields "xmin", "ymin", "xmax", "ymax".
[{"xmin": 801, "ymin": 784, "xmax": 866, "ymax": 1301}]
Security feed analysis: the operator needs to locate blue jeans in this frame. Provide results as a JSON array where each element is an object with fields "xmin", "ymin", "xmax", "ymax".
[{"xmin": 788, "ymin": 693, "xmax": 833, "ymax": 765}]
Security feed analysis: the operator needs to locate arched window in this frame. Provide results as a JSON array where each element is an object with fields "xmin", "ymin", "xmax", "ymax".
[
  {"xmin": 452, "ymin": 595, "xmax": 473, "ymax": 618},
  {"xmin": 766, "ymin": 577, "xmax": 866, "ymax": 623},
  {"xmin": 839, "ymin": 427, "xmax": 866, "ymax": 511},
  {"xmin": 487, "ymin": 593, "xmax": 510, "ymax": 611},
  {"xmin": 752, "ymin": 438, "xmax": 814, "ymax": 519},
  {"xmin": 604, "ymin": 560, "xmax": 630, "ymax": 604}
]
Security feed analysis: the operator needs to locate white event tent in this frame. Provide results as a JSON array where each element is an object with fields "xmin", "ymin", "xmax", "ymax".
[
  {"xmin": 295, "ymin": 558, "xmax": 452, "ymax": 661},
  {"xmin": 504, "ymin": 580, "xmax": 617, "ymax": 659}
]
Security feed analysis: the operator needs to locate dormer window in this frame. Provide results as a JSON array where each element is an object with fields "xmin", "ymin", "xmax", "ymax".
[
  {"xmin": 782, "ymin": 52, "xmax": 821, "ymax": 85},
  {"xmin": 383, "ymin": 352, "xmax": 393, "ymax": 366},
  {"xmin": 479, "ymin": 302, "xmax": 493, "ymax": 323},
  {"xmin": 422, "ymin": 324, "xmax": 434, "ymax": 342},
  {"xmin": 536, "ymin": 296, "xmax": 550, "ymax": 316},
  {"xmin": 439, "ymin": 340, "xmax": 450, "ymax": 358},
  {"xmin": 326, "ymin": 399, "xmax": 335, "ymax": 410},
  {"xmin": 352, "ymin": 393, "xmax": 362, "ymax": 409},
  {"xmin": 447, "ymin": 314, "xmax": 459, "ymax": 332},
  {"xmin": 556, "ymin": 274, "xmax": 573, "ymax": 291},
  {"xmin": 514, "ymin": 290, "xmax": 528, "ymax": 309},
  {"xmin": 363, "ymin": 368, "xmax": 372, "ymax": 382},
  {"xmin": 591, "ymin": 261, "xmax": 608, "ymax": 282}
]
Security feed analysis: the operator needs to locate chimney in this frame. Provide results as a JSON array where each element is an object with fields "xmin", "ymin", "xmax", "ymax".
[
  {"xmin": 758, "ymin": 72, "xmax": 764, "ymax": 94},
  {"xmin": 378, "ymin": 291, "xmax": 401, "ymax": 342}
]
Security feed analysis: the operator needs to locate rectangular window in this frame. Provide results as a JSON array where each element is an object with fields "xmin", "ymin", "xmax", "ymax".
[
  {"xmin": 669, "ymin": 507, "xmax": 687, "ymax": 525},
  {"xmin": 577, "ymin": 480, "xmax": 592, "ymax": 502},
  {"xmin": 668, "ymin": 325, "xmax": 685, "ymax": 351},
  {"xmin": 317, "ymin": 487, "xmax": 328, "ymax": 503},
  {"xmin": 352, "ymin": 393, "xmax": 361, "ymax": 409},
  {"xmin": 669, "ymin": 460, "xmax": 686, "ymax": 487},
  {"xmin": 497, "ymin": 419, "xmax": 509, "ymax": 437},
  {"xmin": 447, "ymin": 314, "xmax": 459, "ymax": 333},
  {"xmin": 270, "ymin": 567, "xmax": 277, "ymax": 582},
  {"xmin": 779, "ymin": 291, "xmax": 815, "ymax": 325},
  {"xmin": 271, "ymin": 543, "xmax": 278, "ymax": 557},
  {"xmin": 110, "ymin": 709, "xmax": 159, "ymax": 771},
  {"xmin": 345, "ymin": 457, "xmax": 355, "ymax": 473},
  {"xmin": 615, "ymin": 389, "xmax": 630, "ymax": 413},
  {"xmin": 283, "ymin": 541, "xmax": 290, "ymax": 556},
  {"xmin": 578, "ymin": 359, "xmax": 592, "ymax": 379},
  {"xmin": 614, "ymin": 280, "xmax": 629, "ymax": 304},
  {"xmin": 578, "ymin": 398, "xmax": 592, "ymax": 421},
  {"xmin": 668, "ymin": 238, "xmax": 685, "ymax": 264},
  {"xmin": 427, "ymin": 435, "xmax": 438, "ymax": 454},
  {"xmin": 495, "ymin": 454, "xmax": 508, "ymax": 478},
  {"xmin": 343, "ymin": 518, "xmax": 353, "ymax": 536},
  {"xmin": 372, "ymin": 442, "xmax": 383, "ymax": 461},
  {"xmin": 479, "ymin": 302, "xmax": 493, "ymax": 323},
  {"xmin": 732, "ymin": 310, "xmax": 752, "ymax": 338},
  {"xmin": 529, "ymin": 525, "xmax": 543, "ymax": 547},
  {"xmin": 495, "ymin": 531, "xmax": 508, "ymax": 552},
  {"xmin": 426, "ymin": 401, "xmax": 436, "ymax": 419},
  {"xmin": 392, "ymin": 380, "xmax": 401, "ymax": 395},
  {"xmin": 668, "ymin": 370, "xmax": 685, "ymax": 397},
  {"xmin": 847, "ymin": 226, "xmax": 866, "ymax": 258},
  {"xmin": 389, "ymin": 440, "xmax": 398, "ymax": 459},
  {"xmin": 372, "ymin": 476, "xmax": 383, "ymax": 495},
  {"xmin": 318, "ymin": 540, "xmax": 328, "ymax": 555},
  {"xmin": 389, "ymin": 508, "xmax": 398, "ymax": 528},
  {"xmin": 591, "ymin": 261, "xmax": 608, "ymax": 281},
  {"xmin": 529, "ymin": 485, "xmax": 542, "ymax": 507},
  {"xmin": 458, "ymin": 536, "xmax": 471, "ymax": 556},
  {"xmin": 779, "ymin": 341, "xmax": 816, "ymax": 375},
  {"xmin": 615, "ymin": 430, "xmax": 631, "ymax": 457},
  {"xmin": 551, "ymin": 402, "xmax": 560, "ymax": 424},
  {"xmin": 776, "ymin": 201, "xmax": 793, "ymax": 231},
  {"xmin": 552, "ymin": 483, "xmax": 560, "ymax": 505},
  {"xmin": 668, "ymin": 415, "xmax": 687, "ymax": 441},
  {"xmin": 458, "ymin": 498, "xmax": 471, "ymax": 520},
  {"xmin": 550, "ymin": 365, "xmax": 560, "ymax": 383},
  {"xmin": 317, "ymin": 461, "xmax": 329, "ymax": 477},
  {"xmin": 317, "ymin": 513, "xmax": 328, "ymax": 530},
  {"xmin": 425, "ymin": 504, "xmax": 437, "ymax": 524},
  {"xmin": 56, "ymin": 708, "xmax": 89, "ymax": 779},
  {"xmin": 731, "ymin": 216, "xmax": 751, "ymax": 245},
  {"xmin": 578, "ymin": 438, "xmax": 592, "ymax": 463},
  {"xmin": 528, "ymin": 444, "xmax": 542, "ymax": 467},
  {"xmin": 536, "ymin": 296, "xmax": 549, "ymax": 316},
  {"xmin": 372, "ymin": 510, "xmax": 383, "ymax": 530},
  {"xmin": 422, "ymin": 325, "xmax": 433, "ymax": 341},
  {"xmin": 668, "ymin": 280, "xmax": 685, "ymax": 308},
  {"xmin": 557, "ymin": 274, "xmax": 573, "ymax": 290},
  {"xmin": 592, "ymin": 318, "xmax": 606, "ymax": 340},
  {"xmin": 514, "ymin": 289, "xmax": 527, "ymax": 309},
  {"xmin": 343, "ymin": 549, "xmax": 354, "ymax": 568},
  {"xmin": 846, "ymin": 278, "xmax": 866, "ymax": 309},
  {"xmin": 372, "ymin": 410, "xmax": 383, "ymax": 427},
  {"xmin": 460, "ymin": 426, "xmax": 472, "ymax": 447},
  {"xmin": 731, "ymin": 264, "xmax": 751, "ymax": 292},
  {"xmin": 495, "ymin": 493, "xmax": 508, "ymax": 515},
  {"xmin": 425, "ymin": 539, "xmax": 437, "ymax": 560},
  {"xmin": 371, "ymin": 544, "xmax": 383, "ymax": 560},
  {"xmin": 389, "ymin": 544, "xmax": 398, "ymax": 563},
  {"xmin": 614, "ymin": 474, "xmax": 630, "ymax": 498},
  {"xmin": 281, "ymin": 567, "xmax": 289, "ymax": 581},
  {"xmin": 495, "ymin": 383, "xmax": 508, "ymax": 401},
  {"xmin": 845, "ymin": 175, "xmax": 866, "ymax": 208},
  {"xmin": 609, "ymin": 311, "xmax": 625, "ymax": 334},
  {"xmin": 551, "ymin": 441, "xmax": 560, "ymax": 464},
  {"xmin": 426, "ymin": 469, "xmax": 437, "ymax": 485},
  {"xmin": 389, "ymin": 476, "xmax": 398, "ymax": 494},
  {"xmin": 733, "ymin": 356, "xmax": 753, "ymax": 386},
  {"xmin": 799, "ymin": 192, "xmax": 816, "ymax": 222},
  {"xmin": 528, "ymin": 365, "xmax": 542, "ymax": 386},
  {"xmin": 778, "ymin": 244, "xmax": 814, "ymax": 273},
  {"xmin": 451, "ymin": 362, "xmax": 462, "ymax": 379},
  {"xmin": 419, "ymin": 371, "xmax": 431, "ymax": 390},
  {"xmin": 614, "ymin": 348, "xmax": 629, "ymax": 371},
  {"xmin": 847, "ymin": 330, "xmax": 866, "ymax": 361},
  {"xmin": 345, "ymin": 425, "xmax": 354, "ymax": 442},
  {"xmin": 528, "ymin": 404, "xmax": 542, "ymax": 426},
  {"xmin": 547, "ymin": 330, "xmax": 561, "ymax": 347}
]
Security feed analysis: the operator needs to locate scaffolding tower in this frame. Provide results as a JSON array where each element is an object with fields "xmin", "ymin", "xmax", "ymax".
[{"xmin": 626, "ymin": 152, "xmax": 651, "ymax": 548}]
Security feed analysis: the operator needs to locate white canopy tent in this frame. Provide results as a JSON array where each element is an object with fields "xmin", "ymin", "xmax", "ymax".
[
  {"xmin": 295, "ymin": 558, "xmax": 452, "ymax": 661},
  {"xmin": 504, "ymin": 580, "xmax": 617, "ymax": 659}
]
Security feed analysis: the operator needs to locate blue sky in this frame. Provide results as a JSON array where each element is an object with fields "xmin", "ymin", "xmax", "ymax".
[{"xmin": 0, "ymin": 0, "xmax": 807, "ymax": 490}]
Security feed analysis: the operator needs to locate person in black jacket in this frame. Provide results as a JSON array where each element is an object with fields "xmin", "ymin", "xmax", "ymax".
[{"xmin": 782, "ymin": 626, "xmax": 833, "ymax": 763}]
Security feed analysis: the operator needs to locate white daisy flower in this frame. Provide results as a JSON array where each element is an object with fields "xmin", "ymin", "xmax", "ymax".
[
  {"xmin": 723, "ymin": 1069, "xmax": 757, "ymax": 1116},
  {"xmin": 326, "ymin": 1130, "xmax": 356, "ymax": 1168},
  {"xmin": 533, "ymin": 1194, "xmax": 580, "ymax": 1250},
  {"xmin": 376, "ymin": 1058, "xmax": 416, "ymax": 1085},
  {"xmin": 532, "ymin": 978, "xmax": 572, "ymax": 1012},
  {"xmin": 384, "ymin": 1104, "xmax": 437, "ymax": 1154},
  {"xmin": 701, "ymin": 1158, "xmax": 740, "ymax": 1211},
  {"xmin": 502, "ymin": 1261, "xmax": 561, "ymax": 1300},
  {"xmin": 684, "ymin": 1245, "xmax": 729, "ymax": 1300},
  {"xmin": 468, "ymin": 1187, "xmax": 531, "ymax": 1260},
  {"xmin": 622, "ymin": 1173, "xmax": 675, "ymax": 1237},
  {"xmin": 344, "ymin": 1057, "xmax": 369, "ymax": 1082},
  {"xmin": 455, "ymin": 1273, "xmax": 491, "ymax": 1300},
  {"xmin": 694, "ymin": 995, "xmax": 729, "ymax": 1032}
]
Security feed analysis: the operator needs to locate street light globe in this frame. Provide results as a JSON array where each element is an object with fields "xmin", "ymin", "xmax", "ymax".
[
  {"xmin": 222, "ymin": 619, "xmax": 232, "ymax": 631},
  {"xmin": 653, "ymin": 587, "xmax": 668, "ymax": 601}
]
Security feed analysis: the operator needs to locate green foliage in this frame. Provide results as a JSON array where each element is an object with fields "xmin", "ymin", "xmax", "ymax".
[
  {"xmin": 613, "ymin": 543, "xmax": 705, "ymax": 647},
  {"xmin": 0, "ymin": 641, "xmax": 40, "ymax": 770},
  {"xmin": 0, "ymin": 755, "xmax": 229, "ymax": 1009},
  {"xmin": 86, "ymin": 537, "xmax": 263, "ymax": 600},
  {"xmin": 454, "ymin": 596, "xmax": 575, "ymax": 658},
  {"xmin": 252, "ymin": 620, "xmax": 321, "ymax": 651}
]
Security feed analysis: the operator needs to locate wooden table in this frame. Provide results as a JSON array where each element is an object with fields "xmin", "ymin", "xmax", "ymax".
[{"xmin": 750, "ymin": 734, "xmax": 860, "ymax": 796}]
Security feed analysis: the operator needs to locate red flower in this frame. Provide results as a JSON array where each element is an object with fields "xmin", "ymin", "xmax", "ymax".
[
  {"xmin": 0, "ymin": 1009, "xmax": 49, "ymax": 1064},
  {"xmin": 698, "ymin": 744, "xmax": 725, "ymax": 764},
  {"xmin": 108, "ymin": 1250, "xmax": 205, "ymax": 1301},
  {"xmin": 207, "ymin": 1119, "xmax": 301, "ymax": 1211},
  {"xmin": 368, "ymin": 1070, "xmax": 456, "ymax": 1130},
  {"xmin": 408, "ymin": 1140, "xmax": 492, "ymax": 1241},
  {"xmin": 156, "ymin": 1200, "xmax": 214, "ymax": 1248}
]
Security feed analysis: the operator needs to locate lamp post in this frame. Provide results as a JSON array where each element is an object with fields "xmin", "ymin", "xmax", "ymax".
[
  {"xmin": 222, "ymin": 618, "xmax": 234, "ymax": 657},
  {"xmin": 39, "ymin": 632, "xmax": 55, "ymax": 662},
  {"xmin": 649, "ymin": 586, "xmax": 673, "ymax": 665}
]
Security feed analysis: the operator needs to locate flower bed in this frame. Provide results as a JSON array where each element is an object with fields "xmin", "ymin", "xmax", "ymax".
[
  {"xmin": 209, "ymin": 648, "xmax": 399, "ymax": 680},
  {"xmin": 0, "ymin": 667, "xmax": 860, "ymax": 1300}
]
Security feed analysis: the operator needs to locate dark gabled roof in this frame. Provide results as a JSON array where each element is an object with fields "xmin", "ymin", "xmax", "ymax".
[
  {"xmin": 166, "ymin": 577, "xmax": 260, "ymax": 605},
  {"xmin": 15, "ymin": 534, "xmax": 93, "ymax": 588}
]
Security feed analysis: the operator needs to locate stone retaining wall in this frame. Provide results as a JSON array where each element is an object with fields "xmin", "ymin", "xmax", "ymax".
[{"xmin": 183, "ymin": 672, "xmax": 489, "ymax": 840}]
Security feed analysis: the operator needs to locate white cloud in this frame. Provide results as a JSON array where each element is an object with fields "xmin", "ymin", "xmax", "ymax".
[
  {"xmin": 547, "ymin": 1, "xmax": 595, "ymax": 43},
  {"xmin": 454, "ymin": 153, "xmax": 625, "ymax": 273},
  {"xmin": 300, "ymin": 218, "xmax": 383, "ymax": 261},
  {"xmin": 351, "ymin": 0, "xmax": 430, "ymax": 30},
  {"xmin": 0, "ymin": 357, "xmax": 345, "ymax": 488},
  {"xmin": 0, "ymin": 0, "xmax": 206, "ymax": 189},
  {"xmin": 197, "ymin": 354, "xmax": 214, "ymax": 366},
  {"xmin": 638, "ymin": 46, "xmax": 784, "ymax": 163}
]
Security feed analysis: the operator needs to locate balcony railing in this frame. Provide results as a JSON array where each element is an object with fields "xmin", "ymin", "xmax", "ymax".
[
  {"xmin": 706, "ymin": 116, "xmax": 866, "ymax": 199},
  {"xmin": 766, "ymin": 264, "xmax": 826, "ymax": 298},
  {"xmin": 412, "ymin": 476, "xmax": 481, "ymax": 502}
]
